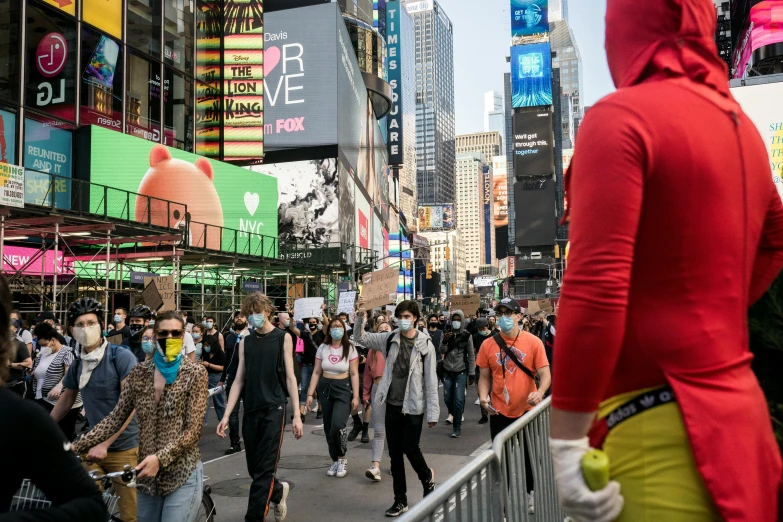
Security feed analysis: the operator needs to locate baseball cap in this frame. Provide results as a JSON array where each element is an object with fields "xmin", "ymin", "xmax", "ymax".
[
  {"xmin": 475, "ymin": 318, "xmax": 489, "ymax": 329},
  {"xmin": 36, "ymin": 311, "xmax": 56, "ymax": 323},
  {"xmin": 494, "ymin": 298, "xmax": 522, "ymax": 314}
]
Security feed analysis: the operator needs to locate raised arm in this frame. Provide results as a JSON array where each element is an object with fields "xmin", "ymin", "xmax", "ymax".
[{"xmin": 353, "ymin": 300, "xmax": 392, "ymax": 353}]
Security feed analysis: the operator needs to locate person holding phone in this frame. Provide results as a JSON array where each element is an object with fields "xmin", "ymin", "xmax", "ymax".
[{"xmin": 476, "ymin": 298, "xmax": 550, "ymax": 515}]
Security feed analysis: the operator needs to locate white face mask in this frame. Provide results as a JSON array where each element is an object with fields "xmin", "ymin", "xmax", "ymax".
[{"xmin": 73, "ymin": 324, "xmax": 102, "ymax": 348}]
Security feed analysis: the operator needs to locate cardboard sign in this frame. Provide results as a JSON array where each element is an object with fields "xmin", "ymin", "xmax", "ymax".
[
  {"xmin": 106, "ymin": 332, "xmax": 124, "ymax": 345},
  {"xmin": 538, "ymin": 298, "xmax": 554, "ymax": 314},
  {"xmin": 140, "ymin": 277, "xmax": 165, "ymax": 312},
  {"xmin": 526, "ymin": 300, "xmax": 540, "ymax": 314},
  {"xmin": 293, "ymin": 297, "xmax": 324, "ymax": 322},
  {"xmin": 450, "ymin": 294, "xmax": 481, "ymax": 317},
  {"xmin": 337, "ymin": 291, "xmax": 357, "ymax": 315},
  {"xmin": 361, "ymin": 267, "xmax": 399, "ymax": 310}
]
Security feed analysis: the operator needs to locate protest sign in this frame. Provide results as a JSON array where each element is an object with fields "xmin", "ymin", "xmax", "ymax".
[
  {"xmin": 294, "ymin": 297, "xmax": 324, "ymax": 322},
  {"xmin": 361, "ymin": 267, "xmax": 399, "ymax": 310},
  {"xmin": 337, "ymin": 291, "xmax": 357, "ymax": 315},
  {"xmin": 450, "ymin": 294, "xmax": 481, "ymax": 316}
]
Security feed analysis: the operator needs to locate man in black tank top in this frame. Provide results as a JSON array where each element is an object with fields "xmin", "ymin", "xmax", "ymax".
[{"xmin": 218, "ymin": 293, "xmax": 303, "ymax": 522}]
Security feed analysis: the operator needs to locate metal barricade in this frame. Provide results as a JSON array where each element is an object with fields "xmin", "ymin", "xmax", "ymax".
[{"xmin": 400, "ymin": 450, "xmax": 503, "ymax": 522}]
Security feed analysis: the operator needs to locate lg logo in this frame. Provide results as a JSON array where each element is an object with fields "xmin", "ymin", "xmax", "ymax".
[{"xmin": 35, "ymin": 33, "xmax": 68, "ymax": 107}]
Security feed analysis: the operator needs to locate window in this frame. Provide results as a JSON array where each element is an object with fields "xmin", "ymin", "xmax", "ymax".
[
  {"xmin": 164, "ymin": 0, "xmax": 194, "ymax": 71},
  {"xmin": 0, "ymin": 0, "xmax": 20, "ymax": 104},
  {"xmin": 127, "ymin": 0, "xmax": 162, "ymax": 58},
  {"xmin": 164, "ymin": 67, "xmax": 193, "ymax": 151},
  {"xmin": 80, "ymin": 28, "xmax": 123, "ymax": 130},
  {"xmin": 126, "ymin": 52, "xmax": 162, "ymax": 142}
]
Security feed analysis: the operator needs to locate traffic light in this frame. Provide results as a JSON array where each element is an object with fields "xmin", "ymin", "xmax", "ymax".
[
  {"xmin": 405, "ymin": 259, "xmax": 411, "ymax": 271},
  {"xmin": 445, "ymin": 246, "xmax": 451, "ymax": 261},
  {"xmin": 426, "ymin": 263, "xmax": 433, "ymax": 279}
]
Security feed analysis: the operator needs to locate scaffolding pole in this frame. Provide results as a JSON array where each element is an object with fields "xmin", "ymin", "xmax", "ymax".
[
  {"xmin": 52, "ymin": 222, "xmax": 59, "ymax": 314},
  {"xmin": 104, "ymin": 233, "xmax": 111, "ymax": 326},
  {"xmin": 200, "ymin": 261, "xmax": 205, "ymax": 318}
]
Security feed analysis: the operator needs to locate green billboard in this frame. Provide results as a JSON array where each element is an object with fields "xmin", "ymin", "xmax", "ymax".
[{"xmin": 88, "ymin": 126, "xmax": 278, "ymax": 255}]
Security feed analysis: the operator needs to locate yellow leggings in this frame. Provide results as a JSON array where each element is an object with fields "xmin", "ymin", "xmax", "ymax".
[{"xmin": 599, "ymin": 389, "xmax": 722, "ymax": 522}]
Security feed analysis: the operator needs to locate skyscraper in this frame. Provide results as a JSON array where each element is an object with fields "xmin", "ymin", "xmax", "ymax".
[
  {"xmin": 455, "ymin": 131, "xmax": 503, "ymax": 162},
  {"xmin": 455, "ymin": 152, "xmax": 494, "ymax": 275},
  {"xmin": 550, "ymin": 19, "xmax": 583, "ymax": 116},
  {"xmin": 549, "ymin": 0, "xmax": 569, "ymax": 22},
  {"xmin": 484, "ymin": 91, "xmax": 506, "ymax": 143},
  {"xmin": 407, "ymin": 0, "xmax": 456, "ymax": 205},
  {"xmin": 504, "ymin": 71, "xmax": 515, "ymax": 254}
]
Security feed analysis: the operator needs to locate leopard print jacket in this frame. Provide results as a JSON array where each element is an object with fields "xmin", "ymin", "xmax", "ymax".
[{"xmin": 74, "ymin": 358, "xmax": 209, "ymax": 495}]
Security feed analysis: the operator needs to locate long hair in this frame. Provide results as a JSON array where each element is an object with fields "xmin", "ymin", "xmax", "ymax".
[{"xmin": 324, "ymin": 318, "xmax": 351, "ymax": 362}]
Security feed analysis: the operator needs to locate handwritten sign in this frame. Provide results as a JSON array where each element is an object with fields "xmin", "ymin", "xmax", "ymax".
[
  {"xmin": 361, "ymin": 267, "xmax": 399, "ymax": 310},
  {"xmin": 141, "ymin": 277, "xmax": 165, "ymax": 312},
  {"xmin": 294, "ymin": 297, "xmax": 324, "ymax": 322},
  {"xmin": 337, "ymin": 291, "xmax": 357, "ymax": 315},
  {"xmin": 526, "ymin": 300, "xmax": 540, "ymax": 314},
  {"xmin": 144, "ymin": 275, "xmax": 175, "ymax": 312},
  {"xmin": 538, "ymin": 298, "xmax": 554, "ymax": 314},
  {"xmin": 450, "ymin": 294, "xmax": 481, "ymax": 317}
]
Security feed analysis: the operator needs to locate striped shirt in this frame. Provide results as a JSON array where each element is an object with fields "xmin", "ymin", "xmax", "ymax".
[{"xmin": 32, "ymin": 348, "xmax": 82, "ymax": 408}]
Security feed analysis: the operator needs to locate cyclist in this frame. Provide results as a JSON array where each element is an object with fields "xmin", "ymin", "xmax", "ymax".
[
  {"xmin": 550, "ymin": 1, "xmax": 783, "ymax": 520},
  {"xmin": 122, "ymin": 305, "xmax": 153, "ymax": 363},
  {"xmin": 0, "ymin": 278, "xmax": 106, "ymax": 521},
  {"xmin": 74, "ymin": 311, "xmax": 209, "ymax": 522},
  {"xmin": 52, "ymin": 298, "xmax": 140, "ymax": 522}
]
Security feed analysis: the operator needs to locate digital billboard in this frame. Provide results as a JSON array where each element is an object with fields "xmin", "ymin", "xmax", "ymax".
[
  {"xmin": 24, "ymin": 119, "xmax": 72, "ymax": 209},
  {"xmin": 514, "ymin": 178, "xmax": 556, "ymax": 247},
  {"xmin": 418, "ymin": 204, "xmax": 455, "ymax": 232},
  {"xmin": 492, "ymin": 155, "xmax": 508, "ymax": 227},
  {"xmin": 731, "ymin": 82, "xmax": 783, "ymax": 201},
  {"xmin": 251, "ymin": 159, "xmax": 340, "ymax": 245},
  {"xmin": 0, "ymin": 109, "xmax": 16, "ymax": 165},
  {"xmin": 386, "ymin": 0, "xmax": 404, "ymax": 165},
  {"xmin": 88, "ymin": 125, "xmax": 278, "ymax": 251},
  {"xmin": 510, "ymin": 0, "xmax": 549, "ymax": 45},
  {"xmin": 732, "ymin": 1, "xmax": 783, "ymax": 79},
  {"xmin": 511, "ymin": 42, "xmax": 553, "ymax": 108},
  {"xmin": 513, "ymin": 110, "xmax": 554, "ymax": 177}
]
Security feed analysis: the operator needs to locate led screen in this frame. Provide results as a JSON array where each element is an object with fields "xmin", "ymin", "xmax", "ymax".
[{"xmin": 511, "ymin": 42, "xmax": 553, "ymax": 108}]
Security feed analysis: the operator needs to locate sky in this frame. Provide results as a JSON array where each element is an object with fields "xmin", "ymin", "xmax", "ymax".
[{"xmin": 441, "ymin": 0, "xmax": 615, "ymax": 135}]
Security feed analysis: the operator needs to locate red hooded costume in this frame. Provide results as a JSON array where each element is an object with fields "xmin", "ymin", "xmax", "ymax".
[{"xmin": 552, "ymin": 1, "xmax": 783, "ymax": 520}]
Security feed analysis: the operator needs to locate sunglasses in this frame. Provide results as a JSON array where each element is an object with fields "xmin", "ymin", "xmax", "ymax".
[{"xmin": 156, "ymin": 329, "xmax": 183, "ymax": 338}]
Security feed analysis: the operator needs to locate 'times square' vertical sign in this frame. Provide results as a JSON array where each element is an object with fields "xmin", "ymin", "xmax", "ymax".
[
  {"xmin": 223, "ymin": 0, "xmax": 264, "ymax": 162},
  {"xmin": 386, "ymin": 0, "xmax": 404, "ymax": 166}
]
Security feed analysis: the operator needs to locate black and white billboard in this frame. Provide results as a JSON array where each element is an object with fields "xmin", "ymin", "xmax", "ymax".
[
  {"xmin": 514, "ymin": 178, "xmax": 556, "ymax": 247},
  {"xmin": 512, "ymin": 109, "xmax": 554, "ymax": 178}
]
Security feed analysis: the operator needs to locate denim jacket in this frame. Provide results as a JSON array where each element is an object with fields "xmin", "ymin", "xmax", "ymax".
[{"xmin": 353, "ymin": 316, "xmax": 440, "ymax": 423}]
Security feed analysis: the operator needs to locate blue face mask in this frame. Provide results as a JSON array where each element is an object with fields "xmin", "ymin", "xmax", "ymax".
[
  {"xmin": 141, "ymin": 340, "xmax": 155, "ymax": 354},
  {"xmin": 480, "ymin": 330, "xmax": 491, "ymax": 336},
  {"xmin": 498, "ymin": 316, "xmax": 516, "ymax": 334},
  {"xmin": 192, "ymin": 333, "xmax": 201, "ymax": 340},
  {"xmin": 249, "ymin": 313, "xmax": 265, "ymax": 329},
  {"xmin": 114, "ymin": 314, "xmax": 123, "ymax": 324},
  {"xmin": 452, "ymin": 321, "xmax": 461, "ymax": 330},
  {"xmin": 330, "ymin": 328, "xmax": 344, "ymax": 341},
  {"xmin": 204, "ymin": 345, "xmax": 211, "ymax": 353},
  {"xmin": 399, "ymin": 319, "xmax": 413, "ymax": 332},
  {"xmin": 204, "ymin": 321, "xmax": 213, "ymax": 330},
  {"xmin": 153, "ymin": 350, "xmax": 183, "ymax": 385}
]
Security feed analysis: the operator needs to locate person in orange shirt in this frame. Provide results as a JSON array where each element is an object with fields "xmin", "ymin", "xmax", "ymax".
[{"xmin": 477, "ymin": 297, "xmax": 551, "ymax": 515}]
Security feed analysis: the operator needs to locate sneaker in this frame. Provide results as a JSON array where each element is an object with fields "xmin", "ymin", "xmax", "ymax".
[
  {"xmin": 422, "ymin": 468, "xmax": 435, "ymax": 496},
  {"xmin": 327, "ymin": 462, "xmax": 338, "ymax": 477},
  {"xmin": 450, "ymin": 430, "xmax": 461, "ymax": 438},
  {"xmin": 224, "ymin": 443, "xmax": 242, "ymax": 455},
  {"xmin": 365, "ymin": 466, "xmax": 382, "ymax": 482},
  {"xmin": 336, "ymin": 458, "xmax": 348, "ymax": 478},
  {"xmin": 446, "ymin": 415, "xmax": 453, "ymax": 425},
  {"xmin": 474, "ymin": 398, "xmax": 481, "ymax": 405},
  {"xmin": 385, "ymin": 502, "xmax": 408, "ymax": 517},
  {"xmin": 274, "ymin": 481, "xmax": 289, "ymax": 522},
  {"xmin": 478, "ymin": 415, "xmax": 489, "ymax": 425},
  {"xmin": 528, "ymin": 491, "xmax": 535, "ymax": 515}
]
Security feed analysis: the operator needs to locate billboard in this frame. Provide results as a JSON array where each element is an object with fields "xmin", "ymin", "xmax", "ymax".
[
  {"xmin": 732, "ymin": 1, "xmax": 783, "ymax": 79},
  {"xmin": 511, "ymin": 42, "xmax": 553, "ymax": 108},
  {"xmin": 513, "ymin": 110, "xmax": 554, "ymax": 177},
  {"xmin": 418, "ymin": 204, "xmax": 455, "ymax": 231},
  {"xmin": 251, "ymin": 159, "xmax": 339, "ymax": 245},
  {"xmin": 731, "ymin": 82, "xmax": 783, "ymax": 201},
  {"xmin": 514, "ymin": 178, "xmax": 556, "ymax": 247},
  {"xmin": 386, "ymin": 0, "xmax": 404, "ymax": 165},
  {"xmin": 3, "ymin": 245, "xmax": 74, "ymax": 276},
  {"xmin": 0, "ymin": 109, "xmax": 16, "ymax": 165},
  {"xmin": 88, "ymin": 125, "xmax": 278, "ymax": 251},
  {"xmin": 492, "ymin": 155, "xmax": 508, "ymax": 227},
  {"xmin": 510, "ymin": 0, "xmax": 549, "ymax": 46},
  {"xmin": 482, "ymin": 166, "xmax": 493, "ymax": 264},
  {"xmin": 24, "ymin": 119, "xmax": 72, "ymax": 209}
]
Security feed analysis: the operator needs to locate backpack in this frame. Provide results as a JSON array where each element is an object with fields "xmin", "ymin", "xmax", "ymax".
[
  {"xmin": 386, "ymin": 333, "xmax": 426, "ymax": 366},
  {"xmin": 72, "ymin": 344, "xmax": 126, "ymax": 386}
]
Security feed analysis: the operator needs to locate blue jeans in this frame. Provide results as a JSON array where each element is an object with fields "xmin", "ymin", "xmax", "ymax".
[
  {"xmin": 443, "ymin": 371, "xmax": 467, "ymax": 431},
  {"xmin": 299, "ymin": 363, "xmax": 314, "ymax": 406},
  {"xmin": 137, "ymin": 461, "xmax": 203, "ymax": 522},
  {"xmin": 204, "ymin": 373, "xmax": 226, "ymax": 424}
]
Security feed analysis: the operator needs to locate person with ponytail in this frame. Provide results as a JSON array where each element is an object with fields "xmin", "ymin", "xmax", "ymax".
[{"xmin": 74, "ymin": 310, "xmax": 209, "ymax": 522}]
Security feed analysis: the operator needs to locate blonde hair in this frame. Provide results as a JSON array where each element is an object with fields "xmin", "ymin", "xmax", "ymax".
[{"xmin": 241, "ymin": 292, "xmax": 276, "ymax": 317}]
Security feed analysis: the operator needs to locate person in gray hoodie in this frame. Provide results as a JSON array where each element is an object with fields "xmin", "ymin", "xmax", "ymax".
[
  {"xmin": 440, "ymin": 310, "xmax": 475, "ymax": 438},
  {"xmin": 354, "ymin": 297, "xmax": 439, "ymax": 518}
]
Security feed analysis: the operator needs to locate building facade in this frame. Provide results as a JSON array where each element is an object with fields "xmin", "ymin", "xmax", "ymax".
[
  {"xmin": 550, "ymin": 19, "xmax": 583, "ymax": 116},
  {"xmin": 397, "ymin": 4, "xmax": 419, "ymax": 231},
  {"xmin": 408, "ymin": 0, "xmax": 456, "ymax": 205},
  {"xmin": 455, "ymin": 152, "xmax": 494, "ymax": 275},
  {"xmin": 484, "ymin": 90, "xmax": 505, "ymax": 143},
  {"xmin": 549, "ymin": 0, "xmax": 569, "ymax": 22},
  {"xmin": 504, "ymin": 71, "xmax": 515, "ymax": 254},
  {"xmin": 455, "ymin": 131, "xmax": 503, "ymax": 162},
  {"xmin": 420, "ymin": 228, "xmax": 466, "ymax": 295}
]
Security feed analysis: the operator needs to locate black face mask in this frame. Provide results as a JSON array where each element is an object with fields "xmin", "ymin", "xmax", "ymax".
[
  {"xmin": 234, "ymin": 322, "xmax": 246, "ymax": 331},
  {"xmin": 129, "ymin": 323, "xmax": 144, "ymax": 336},
  {"xmin": 429, "ymin": 322, "xmax": 438, "ymax": 328},
  {"xmin": 308, "ymin": 324, "xmax": 317, "ymax": 331}
]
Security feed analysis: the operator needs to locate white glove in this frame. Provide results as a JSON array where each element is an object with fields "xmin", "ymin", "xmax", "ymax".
[{"xmin": 550, "ymin": 437, "xmax": 624, "ymax": 522}]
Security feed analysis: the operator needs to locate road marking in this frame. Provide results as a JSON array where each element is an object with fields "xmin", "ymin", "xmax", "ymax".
[
  {"xmin": 204, "ymin": 451, "xmax": 245, "ymax": 465},
  {"xmin": 469, "ymin": 440, "xmax": 492, "ymax": 458}
]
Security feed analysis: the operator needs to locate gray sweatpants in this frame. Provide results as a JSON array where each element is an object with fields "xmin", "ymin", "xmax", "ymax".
[{"xmin": 371, "ymin": 382, "xmax": 387, "ymax": 463}]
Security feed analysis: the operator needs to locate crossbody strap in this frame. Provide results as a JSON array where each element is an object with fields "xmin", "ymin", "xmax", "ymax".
[{"xmin": 492, "ymin": 333, "xmax": 536, "ymax": 382}]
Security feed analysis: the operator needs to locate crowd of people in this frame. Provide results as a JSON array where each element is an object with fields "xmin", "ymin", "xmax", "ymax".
[{"xmin": 1, "ymin": 284, "xmax": 555, "ymax": 521}]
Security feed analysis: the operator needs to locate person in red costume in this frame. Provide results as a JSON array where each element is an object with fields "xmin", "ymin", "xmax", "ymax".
[{"xmin": 549, "ymin": 1, "xmax": 783, "ymax": 521}]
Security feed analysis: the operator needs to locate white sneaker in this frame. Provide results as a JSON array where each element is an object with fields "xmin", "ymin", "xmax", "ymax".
[
  {"xmin": 474, "ymin": 398, "xmax": 481, "ymax": 405},
  {"xmin": 527, "ymin": 491, "xmax": 535, "ymax": 515},
  {"xmin": 446, "ymin": 415, "xmax": 453, "ymax": 425},
  {"xmin": 336, "ymin": 458, "xmax": 348, "ymax": 478},
  {"xmin": 274, "ymin": 481, "xmax": 289, "ymax": 522},
  {"xmin": 365, "ymin": 466, "xmax": 382, "ymax": 481},
  {"xmin": 327, "ymin": 462, "xmax": 338, "ymax": 477}
]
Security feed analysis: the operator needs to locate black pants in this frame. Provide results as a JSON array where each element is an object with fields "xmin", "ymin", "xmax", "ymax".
[
  {"xmin": 490, "ymin": 413, "xmax": 534, "ymax": 493},
  {"xmin": 226, "ymin": 383, "xmax": 243, "ymax": 446},
  {"xmin": 243, "ymin": 405, "xmax": 286, "ymax": 522},
  {"xmin": 6, "ymin": 381, "xmax": 25, "ymax": 397},
  {"xmin": 385, "ymin": 404, "xmax": 432, "ymax": 505},
  {"xmin": 318, "ymin": 377, "xmax": 352, "ymax": 461},
  {"xmin": 36, "ymin": 399, "xmax": 79, "ymax": 441}
]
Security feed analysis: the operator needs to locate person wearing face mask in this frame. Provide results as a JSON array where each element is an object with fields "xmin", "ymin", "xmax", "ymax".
[
  {"xmin": 52, "ymin": 298, "xmax": 140, "ymax": 522},
  {"xmin": 277, "ymin": 308, "xmax": 306, "ymax": 420},
  {"xmin": 74, "ymin": 310, "xmax": 209, "ymax": 522},
  {"xmin": 201, "ymin": 328, "xmax": 226, "ymax": 426},
  {"xmin": 477, "ymin": 298, "xmax": 550, "ymax": 515},
  {"xmin": 220, "ymin": 314, "xmax": 252, "ymax": 455},
  {"xmin": 113, "ymin": 308, "xmax": 130, "ymax": 339},
  {"xmin": 218, "ymin": 292, "xmax": 303, "ymax": 522},
  {"xmin": 306, "ymin": 318, "xmax": 360, "ymax": 478},
  {"xmin": 487, "ymin": 315, "xmax": 498, "ymax": 334},
  {"xmin": 353, "ymin": 298, "xmax": 439, "ymax": 518},
  {"xmin": 289, "ymin": 305, "xmax": 328, "ymax": 421},
  {"xmin": 439, "ymin": 311, "xmax": 475, "ymax": 438},
  {"xmin": 31, "ymin": 322, "xmax": 82, "ymax": 440},
  {"xmin": 472, "ymin": 318, "xmax": 493, "ymax": 425},
  {"xmin": 122, "ymin": 304, "xmax": 153, "ymax": 363},
  {"xmin": 201, "ymin": 315, "xmax": 225, "ymax": 355}
]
